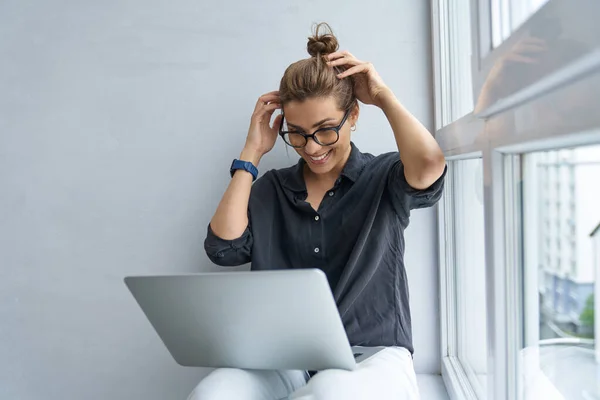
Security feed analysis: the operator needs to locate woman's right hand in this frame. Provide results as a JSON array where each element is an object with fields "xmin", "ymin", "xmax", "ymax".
[
  {"xmin": 212, "ymin": 92, "xmax": 281, "ymax": 241},
  {"xmin": 243, "ymin": 91, "xmax": 283, "ymax": 160}
]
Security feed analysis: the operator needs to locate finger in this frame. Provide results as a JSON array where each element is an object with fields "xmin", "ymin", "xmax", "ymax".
[
  {"xmin": 337, "ymin": 63, "xmax": 371, "ymax": 79},
  {"xmin": 270, "ymin": 113, "xmax": 283, "ymax": 132},
  {"xmin": 521, "ymin": 36, "xmax": 546, "ymax": 46},
  {"xmin": 254, "ymin": 102, "xmax": 282, "ymax": 121},
  {"xmin": 265, "ymin": 102, "xmax": 281, "ymax": 113},
  {"xmin": 259, "ymin": 93, "xmax": 280, "ymax": 104},
  {"xmin": 261, "ymin": 90, "xmax": 280, "ymax": 97},
  {"xmin": 506, "ymin": 53, "xmax": 538, "ymax": 64},
  {"xmin": 263, "ymin": 102, "xmax": 282, "ymax": 114},
  {"xmin": 255, "ymin": 93, "xmax": 281, "ymax": 111},
  {"xmin": 327, "ymin": 57, "xmax": 364, "ymax": 68},
  {"xmin": 326, "ymin": 50, "xmax": 355, "ymax": 61},
  {"xmin": 514, "ymin": 42, "xmax": 547, "ymax": 53}
]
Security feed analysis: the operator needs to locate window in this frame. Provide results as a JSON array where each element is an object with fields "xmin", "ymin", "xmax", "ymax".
[
  {"xmin": 522, "ymin": 145, "xmax": 600, "ymax": 399},
  {"xmin": 454, "ymin": 159, "xmax": 488, "ymax": 396},
  {"xmin": 433, "ymin": 0, "xmax": 600, "ymax": 398},
  {"xmin": 439, "ymin": 157, "xmax": 487, "ymax": 399},
  {"xmin": 431, "ymin": 0, "xmax": 473, "ymax": 128},
  {"xmin": 491, "ymin": 0, "xmax": 549, "ymax": 47}
]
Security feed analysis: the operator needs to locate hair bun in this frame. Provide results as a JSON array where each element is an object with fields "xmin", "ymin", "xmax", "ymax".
[{"xmin": 307, "ymin": 23, "xmax": 339, "ymax": 57}]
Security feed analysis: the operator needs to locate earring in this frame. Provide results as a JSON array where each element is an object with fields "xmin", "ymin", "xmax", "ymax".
[{"xmin": 351, "ymin": 125, "xmax": 357, "ymax": 132}]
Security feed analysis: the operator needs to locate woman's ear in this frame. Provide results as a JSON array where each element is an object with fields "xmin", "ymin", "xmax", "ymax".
[{"xmin": 350, "ymin": 103, "xmax": 360, "ymax": 125}]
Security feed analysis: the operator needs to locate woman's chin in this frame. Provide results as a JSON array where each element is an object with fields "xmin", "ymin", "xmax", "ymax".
[{"xmin": 305, "ymin": 159, "xmax": 337, "ymax": 176}]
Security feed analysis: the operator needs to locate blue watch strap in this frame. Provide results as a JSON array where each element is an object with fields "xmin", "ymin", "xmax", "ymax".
[{"xmin": 230, "ymin": 159, "xmax": 258, "ymax": 181}]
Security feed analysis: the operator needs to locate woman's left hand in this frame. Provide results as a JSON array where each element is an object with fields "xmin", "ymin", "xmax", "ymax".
[{"xmin": 326, "ymin": 51, "xmax": 393, "ymax": 109}]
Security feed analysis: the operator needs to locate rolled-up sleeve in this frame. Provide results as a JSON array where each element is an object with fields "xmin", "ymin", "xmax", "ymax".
[
  {"xmin": 387, "ymin": 158, "xmax": 447, "ymax": 216},
  {"xmin": 204, "ymin": 224, "xmax": 253, "ymax": 266}
]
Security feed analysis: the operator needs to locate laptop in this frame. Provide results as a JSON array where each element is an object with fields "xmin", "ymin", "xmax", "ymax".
[{"xmin": 124, "ymin": 268, "xmax": 383, "ymax": 371}]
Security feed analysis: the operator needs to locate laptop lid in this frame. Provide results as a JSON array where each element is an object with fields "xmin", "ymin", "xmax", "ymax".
[{"xmin": 125, "ymin": 269, "xmax": 356, "ymax": 371}]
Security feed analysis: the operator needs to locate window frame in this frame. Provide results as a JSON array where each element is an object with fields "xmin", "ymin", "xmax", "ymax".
[
  {"xmin": 431, "ymin": 0, "xmax": 474, "ymax": 130},
  {"xmin": 439, "ymin": 154, "xmax": 485, "ymax": 400},
  {"xmin": 433, "ymin": 0, "xmax": 600, "ymax": 398},
  {"xmin": 469, "ymin": 0, "xmax": 600, "ymax": 118}
]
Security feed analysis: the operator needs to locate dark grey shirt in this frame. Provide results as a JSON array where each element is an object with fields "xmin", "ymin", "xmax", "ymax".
[{"xmin": 204, "ymin": 143, "xmax": 446, "ymax": 354}]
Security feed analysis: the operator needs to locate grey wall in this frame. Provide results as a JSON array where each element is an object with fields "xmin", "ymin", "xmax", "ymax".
[{"xmin": 0, "ymin": 1, "xmax": 440, "ymax": 398}]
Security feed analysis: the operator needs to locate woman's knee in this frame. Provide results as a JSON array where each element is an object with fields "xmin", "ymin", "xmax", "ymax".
[
  {"xmin": 187, "ymin": 368, "xmax": 254, "ymax": 400},
  {"xmin": 187, "ymin": 368, "xmax": 306, "ymax": 400}
]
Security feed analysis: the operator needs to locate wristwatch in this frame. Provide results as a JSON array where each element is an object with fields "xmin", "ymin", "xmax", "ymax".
[{"xmin": 230, "ymin": 159, "xmax": 258, "ymax": 181}]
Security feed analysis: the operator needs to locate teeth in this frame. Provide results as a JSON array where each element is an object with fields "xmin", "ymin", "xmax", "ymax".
[{"xmin": 310, "ymin": 151, "xmax": 330, "ymax": 161}]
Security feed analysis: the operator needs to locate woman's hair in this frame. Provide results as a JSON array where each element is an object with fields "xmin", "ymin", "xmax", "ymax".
[{"xmin": 278, "ymin": 23, "xmax": 357, "ymax": 112}]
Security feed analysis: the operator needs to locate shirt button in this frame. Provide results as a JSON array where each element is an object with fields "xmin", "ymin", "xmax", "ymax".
[
  {"xmin": 328, "ymin": 191, "xmax": 334, "ymax": 197},
  {"xmin": 314, "ymin": 215, "xmax": 320, "ymax": 221},
  {"xmin": 314, "ymin": 247, "xmax": 320, "ymax": 253}
]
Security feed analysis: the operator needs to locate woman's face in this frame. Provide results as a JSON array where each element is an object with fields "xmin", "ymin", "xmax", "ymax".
[{"xmin": 282, "ymin": 96, "xmax": 358, "ymax": 176}]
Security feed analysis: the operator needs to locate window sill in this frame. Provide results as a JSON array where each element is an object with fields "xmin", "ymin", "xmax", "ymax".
[{"xmin": 417, "ymin": 374, "xmax": 450, "ymax": 400}]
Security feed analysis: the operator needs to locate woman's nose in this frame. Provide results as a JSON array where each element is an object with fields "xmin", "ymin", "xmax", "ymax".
[{"xmin": 304, "ymin": 138, "xmax": 323, "ymax": 155}]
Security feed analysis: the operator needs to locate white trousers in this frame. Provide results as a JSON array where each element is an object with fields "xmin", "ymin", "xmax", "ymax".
[{"xmin": 187, "ymin": 347, "xmax": 420, "ymax": 400}]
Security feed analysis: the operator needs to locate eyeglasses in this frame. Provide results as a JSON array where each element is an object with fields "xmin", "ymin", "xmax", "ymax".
[{"xmin": 279, "ymin": 109, "xmax": 351, "ymax": 148}]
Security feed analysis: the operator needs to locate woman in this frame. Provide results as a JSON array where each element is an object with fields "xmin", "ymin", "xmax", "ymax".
[{"xmin": 191, "ymin": 23, "xmax": 446, "ymax": 400}]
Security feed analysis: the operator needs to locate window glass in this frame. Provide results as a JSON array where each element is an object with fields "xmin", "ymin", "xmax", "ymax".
[
  {"xmin": 453, "ymin": 158, "xmax": 488, "ymax": 397},
  {"xmin": 491, "ymin": 0, "xmax": 550, "ymax": 47},
  {"xmin": 434, "ymin": 0, "xmax": 473, "ymax": 127},
  {"xmin": 522, "ymin": 144, "xmax": 600, "ymax": 399}
]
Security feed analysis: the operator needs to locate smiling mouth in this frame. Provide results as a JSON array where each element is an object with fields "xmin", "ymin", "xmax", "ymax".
[
  {"xmin": 306, "ymin": 149, "xmax": 332, "ymax": 165},
  {"xmin": 309, "ymin": 151, "xmax": 330, "ymax": 161}
]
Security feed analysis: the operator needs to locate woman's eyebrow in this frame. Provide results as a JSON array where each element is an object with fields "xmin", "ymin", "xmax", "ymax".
[{"xmin": 288, "ymin": 117, "xmax": 337, "ymax": 130}]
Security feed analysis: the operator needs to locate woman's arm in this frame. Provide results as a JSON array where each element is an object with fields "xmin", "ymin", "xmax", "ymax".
[
  {"xmin": 209, "ymin": 91, "xmax": 282, "ymax": 240},
  {"xmin": 209, "ymin": 148, "xmax": 261, "ymax": 240},
  {"xmin": 379, "ymin": 92, "xmax": 445, "ymax": 190},
  {"xmin": 327, "ymin": 51, "xmax": 445, "ymax": 190}
]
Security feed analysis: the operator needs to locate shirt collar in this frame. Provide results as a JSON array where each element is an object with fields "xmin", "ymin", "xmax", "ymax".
[{"xmin": 281, "ymin": 142, "xmax": 367, "ymax": 193}]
